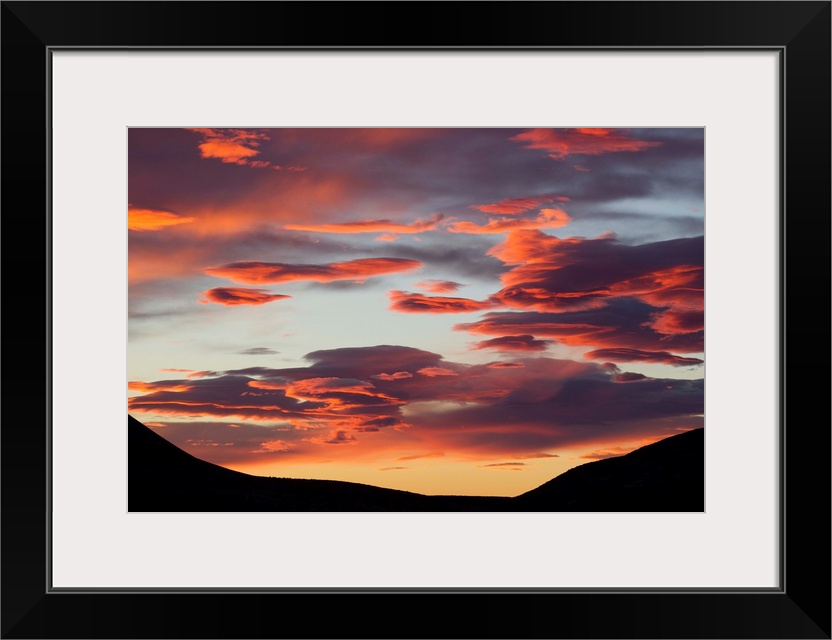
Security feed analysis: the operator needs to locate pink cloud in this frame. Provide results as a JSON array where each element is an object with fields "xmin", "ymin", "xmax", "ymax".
[
  {"xmin": 471, "ymin": 196, "xmax": 554, "ymax": 215},
  {"xmin": 388, "ymin": 291, "xmax": 497, "ymax": 314},
  {"xmin": 372, "ymin": 371, "xmax": 414, "ymax": 381},
  {"xmin": 415, "ymin": 280, "xmax": 465, "ymax": 294},
  {"xmin": 510, "ymin": 128, "xmax": 661, "ymax": 160},
  {"xmin": 447, "ymin": 208, "xmax": 571, "ymax": 235},
  {"xmin": 205, "ymin": 257, "xmax": 421, "ymax": 285},
  {"xmin": 200, "ymin": 287, "xmax": 291, "ymax": 306},
  {"xmin": 285, "ymin": 213, "xmax": 443, "ymax": 235},
  {"xmin": 417, "ymin": 367, "xmax": 459, "ymax": 377}
]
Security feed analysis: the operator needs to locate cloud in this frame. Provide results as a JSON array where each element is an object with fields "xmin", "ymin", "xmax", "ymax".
[
  {"xmin": 612, "ymin": 372, "xmax": 648, "ymax": 383},
  {"xmin": 447, "ymin": 208, "xmax": 571, "ymax": 234},
  {"xmin": 204, "ymin": 257, "xmax": 421, "ymax": 285},
  {"xmin": 372, "ymin": 371, "xmax": 414, "ymax": 381},
  {"xmin": 509, "ymin": 128, "xmax": 661, "ymax": 159},
  {"xmin": 128, "ymin": 380, "xmax": 193, "ymax": 393},
  {"xmin": 253, "ymin": 440, "xmax": 295, "ymax": 453},
  {"xmin": 455, "ymin": 298, "xmax": 704, "ymax": 354},
  {"xmin": 487, "ymin": 361, "xmax": 525, "ymax": 369},
  {"xmin": 184, "ymin": 439, "xmax": 235, "ymax": 447},
  {"xmin": 128, "ymin": 207, "xmax": 194, "ymax": 231},
  {"xmin": 515, "ymin": 452, "xmax": 559, "ymax": 459},
  {"xmin": 200, "ymin": 287, "xmax": 291, "ymax": 306},
  {"xmin": 470, "ymin": 335, "xmax": 554, "ymax": 352},
  {"xmin": 483, "ymin": 231, "xmax": 703, "ymax": 329},
  {"xmin": 285, "ymin": 213, "xmax": 443, "ymax": 235},
  {"xmin": 129, "ymin": 420, "xmax": 305, "ymax": 465},
  {"xmin": 284, "ymin": 377, "xmax": 403, "ymax": 409},
  {"xmin": 398, "ymin": 452, "xmax": 444, "ymax": 461},
  {"xmin": 388, "ymin": 290, "xmax": 496, "ymax": 314},
  {"xmin": 479, "ymin": 462, "xmax": 526, "ymax": 470},
  {"xmin": 187, "ymin": 128, "xmax": 271, "ymax": 166},
  {"xmin": 415, "ymin": 280, "xmax": 465, "ymax": 294},
  {"xmin": 378, "ymin": 466, "xmax": 409, "ymax": 471},
  {"xmin": 310, "ymin": 430, "xmax": 358, "ymax": 445},
  {"xmin": 238, "ymin": 347, "xmax": 279, "ymax": 355},
  {"xmin": 374, "ymin": 239, "xmax": 506, "ymax": 279},
  {"xmin": 417, "ymin": 367, "xmax": 459, "ymax": 377},
  {"xmin": 583, "ymin": 348, "xmax": 703, "ymax": 367},
  {"xmin": 130, "ymin": 346, "xmax": 703, "ymax": 460},
  {"xmin": 300, "ymin": 345, "xmax": 442, "ymax": 378},
  {"xmin": 471, "ymin": 195, "xmax": 555, "ymax": 215},
  {"xmin": 185, "ymin": 370, "xmax": 214, "ymax": 379}
]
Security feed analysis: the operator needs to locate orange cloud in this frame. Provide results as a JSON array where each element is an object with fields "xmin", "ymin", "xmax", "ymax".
[
  {"xmin": 417, "ymin": 367, "xmax": 459, "ymax": 377},
  {"xmin": 487, "ymin": 361, "xmax": 525, "ymax": 369},
  {"xmin": 128, "ymin": 206, "xmax": 194, "ymax": 231},
  {"xmin": 372, "ymin": 371, "xmax": 413, "ymax": 381},
  {"xmin": 388, "ymin": 291, "xmax": 497, "ymax": 314},
  {"xmin": 646, "ymin": 307, "xmax": 704, "ymax": 335},
  {"xmin": 285, "ymin": 213, "xmax": 443, "ymax": 235},
  {"xmin": 247, "ymin": 380, "xmax": 287, "ymax": 391},
  {"xmin": 287, "ymin": 377, "xmax": 375, "ymax": 398},
  {"xmin": 471, "ymin": 196, "xmax": 554, "ymax": 215},
  {"xmin": 510, "ymin": 128, "xmax": 661, "ymax": 159},
  {"xmin": 415, "ymin": 280, "xmax": 464, "ymax": 294},
  {"xmin": 479, "ymin": 462, "xmax": 526, "ymax": 470},
  {"xmin": 284, "ymin": 377, "xmax": 404, "ymax": 411},
  {"xmin": 200, "ymin": 287, "xmax": 292, "ymax": 306},
  {"xmin": 447, "ymin": 208, "xmax": 571, "ymax": 234},
  {"xmin": 204, "ymin": 257, "xmax": 421, "ymax": 285},
  {"xmin": 128, "ymin": 380, "xmax": 192, "ymax": 393},
  {"xmin": 186, "ymin": 371, "xmax": 214, "ymax": 379},
  {"xmin": 253, "ymin": 439, "xmax": 295, "ymax": 453},
  {"xmin": 188, "ymin": 128, "xmax": 270, "ymax": 165}
]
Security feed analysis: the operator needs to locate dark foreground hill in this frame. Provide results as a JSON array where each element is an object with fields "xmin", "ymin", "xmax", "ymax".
[
  {"xmin": 514, "ymin": 427, "xmax": 704, "ymax": 511},
  {"xmin": 128, "ymin": 415, "xmax": 703, "ymax": 512}
]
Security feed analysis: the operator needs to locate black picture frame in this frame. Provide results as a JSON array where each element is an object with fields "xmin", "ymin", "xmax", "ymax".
[{"xmin": 2, "ymin": 2, "xmax": 829, "ymax": 638}]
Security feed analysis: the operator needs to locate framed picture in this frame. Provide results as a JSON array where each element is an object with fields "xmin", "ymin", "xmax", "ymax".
[{"xmin": 4, "ymin": 2, "xmax": 829, "ymax": 638}]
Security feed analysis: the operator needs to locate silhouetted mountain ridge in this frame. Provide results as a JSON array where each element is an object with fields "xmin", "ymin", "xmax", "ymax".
[{"xmin": 128, "ymin": 415, "xmax": 703, "ymax": 511}]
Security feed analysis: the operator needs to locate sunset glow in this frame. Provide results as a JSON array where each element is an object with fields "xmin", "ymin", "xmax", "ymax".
[{"xmin": 129, "ymin": 127, "xmax": 704, "ymax": 497}]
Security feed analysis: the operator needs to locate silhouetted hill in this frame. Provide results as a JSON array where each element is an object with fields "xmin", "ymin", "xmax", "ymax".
[
  {"xmin": 515, "ymin": 428, "xmax": 704, "ymax": 511},
  {"xmin": 128, "ymin": 415, "xmax": 703, "ymax": 512}
]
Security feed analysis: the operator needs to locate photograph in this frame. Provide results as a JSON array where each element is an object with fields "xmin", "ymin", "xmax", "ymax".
[{"xmin": 128, "ymin": 126, "xmax": 705, "ymax": 512}]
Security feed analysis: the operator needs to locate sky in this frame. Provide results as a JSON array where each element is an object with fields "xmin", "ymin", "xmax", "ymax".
[{"xmin": 128, "ymin": 127, "xmax": 704, "ymax": 497}]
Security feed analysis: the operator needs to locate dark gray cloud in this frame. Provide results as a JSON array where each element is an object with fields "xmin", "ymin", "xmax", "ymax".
[{"xmin": 237, "ymin": 347, "xmax": 279, "ymax": 355}]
